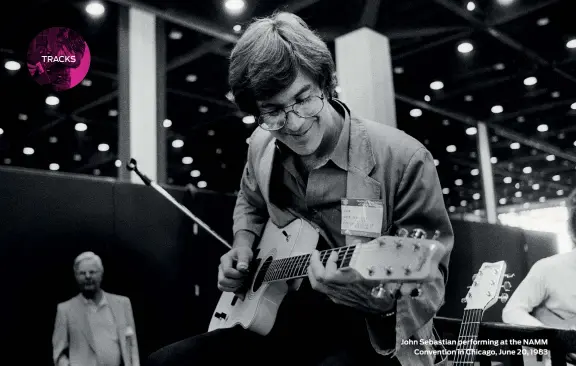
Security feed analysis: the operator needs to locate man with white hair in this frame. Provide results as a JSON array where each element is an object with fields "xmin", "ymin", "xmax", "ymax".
[{"xmin": 52, "ymin": 251, "xmax": 140, "ymax": 366}]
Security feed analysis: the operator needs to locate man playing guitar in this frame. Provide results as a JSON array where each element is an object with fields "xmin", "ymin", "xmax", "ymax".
[{"xmin": 148, "ymin": 12, "xmax": 453, "ymax": 366}]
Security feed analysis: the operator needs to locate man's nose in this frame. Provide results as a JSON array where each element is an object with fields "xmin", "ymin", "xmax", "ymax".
[{"xmin": 283, "ymin": 111, "xmax": 306, "ymax": 133}]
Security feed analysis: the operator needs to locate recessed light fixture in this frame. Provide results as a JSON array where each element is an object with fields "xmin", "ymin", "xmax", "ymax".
[
  {"xmin": 85, "ymin": 1, "xmax": 105, "ymax": 17},
  {"xmin": 466, "ymin": 127, "xmax": 477, "ymax": 135},
  {"xmin": 242, "ymin": 115, "xmax": 255, "ymax": 124},
  {"xmin": 410, "ymin": 109, "xmax": 422, "ymax": 118},
  {"xmin": 510, "ymin": 142, "xmax": 520, "ymax": 149},
  {"xmin": 169, "ymin": 30, "xmax": 183, "ymax": 40},
  {"xmin": 172, "ymin": 139, "xmax": 184, "ymax": 148},
  {"xmin": 446, "ymin": 145, "xmax": 456, "ymax": 153},
  {"xmin": 466, "ymin": 1, "xmax": 475, "ymax": 11},
  {"xmin": 50, "ymin": 163, "xmax": 60, "ymax": 171},
  {"xmin": 458, "ymin": 42, "xmax": 474, "ymax": 54},
  {"xmin": 430, "ymin": 81, "xmax": 444, "ymax": 90},
  {"xmin": 524, "ymin": 77, "xmax": 537, "ymax": 86},
  {"xmin": 98, "ymin": 143, "xmax": 109, "ymax": 152},
  {"xmin": 491, "ymin": 105, "xmax": 503, "ymax": 114},
  {"xmin": 537, "ymin": 124, "xmax": 548, "ymax": 132},
  {"xmin": 4, "ymin": 61, "xmax": 20, "ymax": 71}
]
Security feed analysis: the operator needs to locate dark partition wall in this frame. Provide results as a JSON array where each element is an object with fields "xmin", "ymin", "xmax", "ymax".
[
  {"xmin": 0, "ymin": 167, "xmax": 563, "ymax": 365},
  {"xmin": 524, "ymin": 229, "xmax": 560, "ymax": 269}
]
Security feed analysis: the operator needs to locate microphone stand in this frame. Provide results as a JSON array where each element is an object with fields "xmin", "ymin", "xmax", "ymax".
[{"xmin": 126, "ymin": 158, "xmax": 232, "ymax": 250}]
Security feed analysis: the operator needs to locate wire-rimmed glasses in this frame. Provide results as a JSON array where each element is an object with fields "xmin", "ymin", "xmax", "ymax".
[{"xmin": 257, "ymin": 95, "xmax": 325, "ymax": 131}]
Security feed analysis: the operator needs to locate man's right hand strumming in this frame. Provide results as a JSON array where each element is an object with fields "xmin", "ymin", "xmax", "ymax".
[{"xmin": 217, "ymin": 230, "xmax": 256, "ymax": 299}]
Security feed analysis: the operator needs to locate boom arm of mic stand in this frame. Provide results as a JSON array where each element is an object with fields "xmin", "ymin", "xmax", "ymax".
[{"xmin": 126, "ymin": 158, "xmax": 232, "ymax": 250}]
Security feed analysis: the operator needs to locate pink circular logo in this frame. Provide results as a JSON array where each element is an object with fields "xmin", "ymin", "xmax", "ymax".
[{"xmin": 26, "ymin": 27, "xmax": 91, "ymax": 91}]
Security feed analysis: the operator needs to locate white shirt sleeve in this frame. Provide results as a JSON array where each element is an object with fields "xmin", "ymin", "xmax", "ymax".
[{"xmin": 502, "ymin": 260, "xmax": 548, "ymax": 327}]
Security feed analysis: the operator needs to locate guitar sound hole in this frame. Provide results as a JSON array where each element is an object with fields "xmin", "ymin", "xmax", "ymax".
[{"xmin": 252, "ymin": 257, "xmax": 273, "ymax": 293}]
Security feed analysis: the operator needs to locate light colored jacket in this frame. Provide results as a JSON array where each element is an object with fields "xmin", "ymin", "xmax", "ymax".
[
  {"xmin": 233, "ymin": 100, "xmax": 454, "ymax": 366},
  {"xmin": 52, "ymin": 292, "xmax": 140, "ymax": 366}
]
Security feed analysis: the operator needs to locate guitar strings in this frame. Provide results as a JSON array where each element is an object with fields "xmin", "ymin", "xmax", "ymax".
[{"xmin": 453, "ymin": 308, "xmax": 483, "ymax": 365}]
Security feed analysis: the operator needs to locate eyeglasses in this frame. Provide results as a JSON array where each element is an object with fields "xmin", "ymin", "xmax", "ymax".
[{"xmin": 257, "ymin": 95, "xmax": 325, "ymax": 131}]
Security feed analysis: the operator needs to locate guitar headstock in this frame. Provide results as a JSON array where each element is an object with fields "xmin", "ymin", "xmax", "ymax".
[
  {"xmin": 350, "ymin": 228, "xmax": 446, "ymax": 283},
  {"xmin": 462, "ymin": 261, "xmax": 513, "ymax": 310}
]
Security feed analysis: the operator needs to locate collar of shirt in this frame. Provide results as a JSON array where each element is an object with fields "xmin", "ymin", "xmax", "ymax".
[
  {"xmin": 275, "ymin": 98, "xmax": 351, "ymax": 171},
  {"xmin": 81, "ymin": 292, "xmax": 108, "ymax": 308}
]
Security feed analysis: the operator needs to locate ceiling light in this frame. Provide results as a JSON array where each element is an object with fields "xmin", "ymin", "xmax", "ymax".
[
  {"xmin": 18, "ymin": 114, "xmax": 28, "ymax": 120},
  {"xmin": 551, "ymin": 91, "xmax": 560, "ymax": 98},
  {"xmin": 199, "ymin": 106, "xmax": 208, "ymax": 113},
  {"xmin": 108, "ymin": 109, "xmax": 118, "ymax": 117},
  {"xmin": 216, "ymin": 148, "xmax": 222, "ymax": 154},
  {"xmin": 524, "ymin": 77, "xmax": 537, "ymax": 86},
  {"xmin": 460, "ymin": 200, "xmax": 467, "ymax": 207},
  {"xmin": 233, "ymin": 24, "xmax": 242, "ymax": 33},
  {"xmin": 3, "ymin": 158, "xmax": 11, "ymax": 164},
  {"xmin": 198, "ymin": 181, "xmax": 207, "ymax": 188},
  {"xmin": 242, "ymin": 115, "xmax": 255, "ymax": 124},
  {"xmin": 430, "ymin": 81, "xmax": 444, "ymax": 90},
  {"xmin": 207, "ymin": 130, "xmax": 215, "ymax": 136},
  {"xmin": 557, "ymin": 190, "xmax": 564, "ymax": 196},
  {"xmin": 553, "ymin": 175, "xmax": 560, "ymax": 181},
  {"xmin": 517, "ymin": 116, "xmax": 525, "ymax": 122},
  {"xmin": 471, "ymin": 169, "xmax": 479, "ymax": 176},
  {"xmin": 169, "ymin": 30, "xmax": 183, "ymax": 40},
  {"xmin": 172, "ymin": 139, "xmax": 184, "ymax": 148},
  {"xmin": 515, "ymin": 191, "xmax": 522, "ymax": 198},
  {"xmin": 510, "ymin": 142, "xmax": 520, "ymax": 150},
  {"xmin": 49, "ymin": 163, "xmax": 60, "ymax": 171},
  {"xmin": 537, "ymin": 18, "xmax": 549, "ymax": 26},
  {"xmin": 574, "ymin": 140, "xmax": 576, "ymax": 146},
  {"xmin": 115, "ymin": 160, "xmax": 122, "ymax": 168},
  {"xmin": 449, "ymin": 206, "xmax": 456, "ymax": 212},
  {"xmin": 434, "ymin": 159, "xmax": 439, "ymax": 166},
  {"xmin": 473, "ymin": 193, "xmax": 481, "ymax": 200},
  {"xmin": 539, "ymin": 197, "xmax": 546, "ymax": 202},
  {"xmin": 226, "ymin": 91, "xmax": 235, "ymax": 102},
  {"xmin": 49, "ymin": 136, "xmax": 57, "ymax": 143},
  {"xmin": 491, "ymin": 105, "xmax": 503, "ymax": 114},
  {"xmin": 443, "ymin": 119, "xmax": 450, "ymax": 126},
  {"xmin": 442, "ymin": 188, "xmax": 450, "ymax": 194},
  {"xmin": 94, "ymin": 169, "xmax": 101, "ymax": 176},
  {"xmin": 81, "ymin": 79, "xmax": 92, "ymax": 86},
  {"xmin": 523, "ymin": 203, "xmax": 530, "ymax": 209},
  {"xmin": 571, "ymin": 102, "xmax": 576, "ymax": 110},
  {"xmin": 566, "ymin": 39, "xmax": 576, "ymax": 49},
  {"xmin": 532, "ymin": 184, "xmax": 540, "ymax": 190},
  {"xmin": 523, "ymin": 166, "xmax": 532, "ymax": 174},
  {"xmin": 393, "ymin": 67, "xmax": 404, "ymax": 74},
  {"xmin": 504, "ymin": 177, "xmax": 512, "ymax": 184},
  {"xmin": 182, "ymin": 157, "xmax": 193, "ymax": 165},
  {"xmin": 457, "ymin": 42, "xmax": 474, "ymax": 54},
  {"xmin": 73, "ymin": 154, "xmax": 82, "ymax": 161},
  {"xmin": 75, "ymin": 123, "xmax": 87, "ymax": 132},
  {"xmin": 466, "ymin": 1, "xmax": 475, "ymax": 11},
  {"xmin": 494, "ymin": 63, "xmax": 505, "ymax": 70},
  {"xmin": 191, "ymin": 170, "xmax": 201, "ymax": 177},
  {"xmin": 464, "ymin": 95, "xmax": 473, "ymax": 102},
  {"xmin": 537, "ymin": 124, "xmax": 548, "ymax": 132},
  {"xmin": 499, "ymin": 198, "xmax": 507, "ymax": 205},
  {"xmin": 98, "ymin": 143, "xmax": 109, "ymax": 152},
  {"xmin": 224, "ymin": 0, "xmax": 245, "ymax": 14},
  {"xmin": 186, "ymin": 74, "xmax": 198, "ymax": 82},
  {"xmin": 497, "ymin": 0, "xmax": 514, "ymax": 5},
  {"xmin": 466, "ymin": 127, "xmax": 477, "ymax": 135},
  {"xmin": 546, "ymin": 155, "xmax": 555, "ymax": 161},
  {"xmin": 455, "ymin": 179, "xmax": 463, "ymax": 186},
  {"xmin": 4, "ymin": 61, "xmax": 20, "ymax": 71},
  {"xmin": 0, "ymin": 128, "xmax": 3, "ymax": 135},
  {"xmin": 163, "ymin": 119, "xmax": 172, "ymax": 128},
  {"xmin": 491, "ymin": 157, "xmax": 498, "ymax": 164},
  {"xmin": 446, "ymin": 145, "xmax": 456, "ymax": 153},
  {"xmin": 23, "ymin": 147, "xmax": 34, "ymax": 155},
  {"xmin": 410, "ymin": 109, "xmax": 422, "ymax": 117},
  {"xmin": 85, "ymin": 1, "xmax": 105, "ymax": 17},
  {"xmin": 515, "ymin": 183, "xmax": 520, "ymax": 189},
  {"xmin": 45, "ymin": 96, "xmax": 59, "ymax": 106},
  {"xmin": 424, "ymin": 95, "xmax": 431, "ymax": 102}
]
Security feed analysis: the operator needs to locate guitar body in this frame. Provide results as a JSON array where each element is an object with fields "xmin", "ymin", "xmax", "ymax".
[{"xmin": 208, "ymin": 218, "xmax": 319, "ymax": 335}]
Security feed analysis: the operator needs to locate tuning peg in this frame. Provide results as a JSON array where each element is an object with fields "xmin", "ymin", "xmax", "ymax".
[
  {"xmin": 499, "ymin": 293, "xmax": 509, "ymax": 303},
  {"xmin": 396, "ymin": 228, "xmax": 409, "ymax": 237},
  {"xmin": 370, "ymin": 284, "xmax": 387, "ymax": 299},
  {"xmin": 431, "ymin": 230, "xmax": 441, "ymax": 240},
  {"xmin": 502, "ymin": 281, "xmax": 512, "ymax": 292},
  {"xmin": 504, "ymin": 273, "xmax": 515, "ymax": 279},
  {"xmin": 410, "ymin": 286, "xmax": 422, "ymax": 298},
  {"xmin": 410, "ymin": 228, "xmax": 427, "ymax": 239}
]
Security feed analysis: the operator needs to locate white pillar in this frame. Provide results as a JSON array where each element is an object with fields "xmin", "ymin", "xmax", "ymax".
[
  {"xmin": 335, "ymin": 27, "xmax": 397, "ymax": 127},
  {"xmin": 478, "ymin": 122, "xmax": 498, "ymax": 224},
  {"xmin": 118, "ymin": 7, "xmax": 161, "ymax": 183}
]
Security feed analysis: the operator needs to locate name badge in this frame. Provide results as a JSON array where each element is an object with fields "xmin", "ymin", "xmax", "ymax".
[{"xmin": 341, "ymin": 198, "xmax": 384, "ymax": 238}]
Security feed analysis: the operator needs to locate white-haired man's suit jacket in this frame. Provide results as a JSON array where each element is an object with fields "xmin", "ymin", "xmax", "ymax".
[{"xmin": 52, "ymin": 292, "xmax": 140, "ymax": 366}]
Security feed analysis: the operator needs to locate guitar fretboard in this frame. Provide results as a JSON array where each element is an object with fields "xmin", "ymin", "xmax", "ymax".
[
  {"xmin": 262, "ymin": 245, "xmax": 356, "ymax": 283},
  {"xmin": 453, "ymin": 309, "xmax": 483, "ymax": 366}
]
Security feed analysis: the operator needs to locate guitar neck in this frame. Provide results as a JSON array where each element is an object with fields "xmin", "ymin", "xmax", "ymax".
[
  {"xmin": 453, "ymin": 309, "xmax": 483, "ymax": 366},
  {"xmin": 262, "ymin": 245, "xmax": 357, "ymax": 283}
]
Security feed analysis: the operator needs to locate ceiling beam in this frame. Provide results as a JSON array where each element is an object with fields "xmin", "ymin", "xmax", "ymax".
[
  {"xmin": 395, "ymin": 94, "xmax": 576, "ymax": 163},
  {"xmin": 358, "ymin": 0, "xmax": 381, "ymax": 28},
  {"xmin": 106, "ymin": 0, "xmax": 239, "ymax": 43},
  {"xmin": 392, "ymin": 30, "xmax": 471, "ymax": 60},
  {"xmin": 167, "ymin": 40, "xmax": 228, "ymax": 71},
  {"xmin": 167, "ymin": 88, "xmax": 237, "ymax": 109},
  {"xmin": 487, "ymin": 98, "xmax": 575, "ymax": 123},
  {"xmin": 488, "ymin": 0, "xmax": 561, "ymax": 26},
  {"xmin": 432, "ymin": 0, "xmax": 576, "ymax": 85}
]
